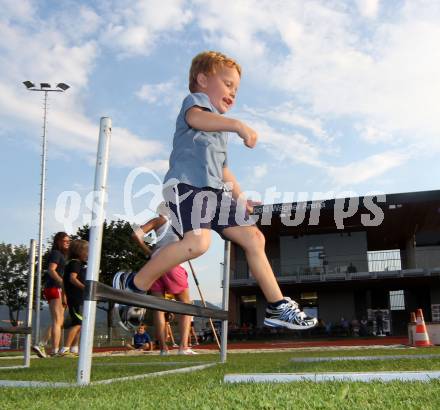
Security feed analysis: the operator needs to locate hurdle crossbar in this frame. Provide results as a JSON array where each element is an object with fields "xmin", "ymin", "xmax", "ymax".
[
  {"xmin": 0, "ymin": 327, "xmax": 32, "ymax": 335},
  {"xmin": 84, "ymin": 280, "xmax": 228, "ymax": 320}
]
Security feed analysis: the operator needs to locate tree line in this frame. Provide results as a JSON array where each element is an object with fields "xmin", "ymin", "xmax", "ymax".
[{"xmin": 0, "ymin": 220, "xmax": 147, "ymax": 329}]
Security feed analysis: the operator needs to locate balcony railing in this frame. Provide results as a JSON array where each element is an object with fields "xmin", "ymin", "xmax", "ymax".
[{"xmin": 231, "ymin": 248, "xmax": 440, "ymax": 283}]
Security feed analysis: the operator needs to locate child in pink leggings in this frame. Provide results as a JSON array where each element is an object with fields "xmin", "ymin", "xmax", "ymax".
[{"xmin": 131, "ymin": 203, "xmax": 197, "ymax": 355}]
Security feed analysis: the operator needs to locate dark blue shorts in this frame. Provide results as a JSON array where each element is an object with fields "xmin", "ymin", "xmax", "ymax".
[{"xmin": 164, "ymin": 183, "xmax": 254, "ymax": 238}]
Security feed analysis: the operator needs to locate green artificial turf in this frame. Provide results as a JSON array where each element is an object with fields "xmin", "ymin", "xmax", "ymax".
[{"xmin": 1, "ymin": 348, "xmax": 440, "ymax": 409}]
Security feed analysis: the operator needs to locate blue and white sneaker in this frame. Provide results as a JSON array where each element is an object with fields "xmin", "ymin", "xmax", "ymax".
[
  {"xmin": 112, "ymin": 271, "xmax": 146, "ymax": 331},
  {"xmin": 264, "ymin": 297, "xmax": 317, "ymax": 330}
]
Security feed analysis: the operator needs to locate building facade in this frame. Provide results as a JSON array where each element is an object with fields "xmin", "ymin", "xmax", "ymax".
[{"xmin": 228, "ymin": 190, "xmax": 440, "ymax": 335}]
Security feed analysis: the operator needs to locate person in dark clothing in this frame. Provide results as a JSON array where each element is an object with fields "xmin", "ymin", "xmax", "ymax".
[
  {"xmin": 60, "ymin": 239, "xmax": 88, "ymax": 356},
  {"xmin": 33, "ymin": 232, "xmax": 70, "ymax": 357}
]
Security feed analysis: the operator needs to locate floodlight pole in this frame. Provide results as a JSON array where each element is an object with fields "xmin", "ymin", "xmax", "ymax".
[{"xmin": 23, "ymin": 83, "xmax": 69, "ymax": 344}]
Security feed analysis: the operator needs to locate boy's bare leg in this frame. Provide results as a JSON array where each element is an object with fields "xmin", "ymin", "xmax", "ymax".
[
  {"xmin": 222, "ymin": 225, "xmax": 283, "ymax": 303},
  {"xmin": 134, "ymin": 230, "xmax": 212, "ymax": 291},
  {"xmin": 175, "ymin": 289, "xmax": 191, "ymax": 349}
]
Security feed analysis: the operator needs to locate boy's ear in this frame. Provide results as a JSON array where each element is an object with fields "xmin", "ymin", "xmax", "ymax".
[{"xmin": 196, "ymin": 73, "xmax": 208, "ymax": 89}]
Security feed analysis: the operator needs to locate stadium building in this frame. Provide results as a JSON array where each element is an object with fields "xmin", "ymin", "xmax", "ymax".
[{"xmin": 228, "ymin": 190, "xmax": 440, "ymax": 335}]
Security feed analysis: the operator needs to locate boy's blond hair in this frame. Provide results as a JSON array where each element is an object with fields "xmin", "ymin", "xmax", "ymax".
[{"xmin": 189, "ymin": 51, "xmax": 241, "ymax": 93}]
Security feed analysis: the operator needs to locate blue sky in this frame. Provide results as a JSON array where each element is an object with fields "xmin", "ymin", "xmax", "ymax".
[{"xmin": 1, "ymin": 0, "xmax": 440, "ymax": 303}]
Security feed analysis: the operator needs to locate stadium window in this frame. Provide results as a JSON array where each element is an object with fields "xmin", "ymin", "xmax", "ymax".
[
  {"xmin": 389, "ymin": 290, "xmax": 405, "ymax": 310},
  {"xmin": 308, "ymin": 246, "xmax": 324, "ymax": 270}
]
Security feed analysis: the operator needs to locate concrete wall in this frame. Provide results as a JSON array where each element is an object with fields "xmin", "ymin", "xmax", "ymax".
[
  {"xmin": 431, "ymin": 287, "xmax": 440, "ymax": 305},
  {"xmin": 280, "ymin": 231, "xmax": 369, "ymax": 275},
  {"xmin": 318, "ymin": 291, "xmax": 356, "ymax": 323}
]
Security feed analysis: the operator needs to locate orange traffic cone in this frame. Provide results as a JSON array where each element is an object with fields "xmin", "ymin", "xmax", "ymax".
[{"xmin": 414, "ymin": 309, "xmax": 432, "ymax": 347}]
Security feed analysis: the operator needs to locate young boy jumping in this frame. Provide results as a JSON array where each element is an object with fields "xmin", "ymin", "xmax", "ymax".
[{"xmin": 117, "ymin": 50, "xmax": 317, "ymax": 330}]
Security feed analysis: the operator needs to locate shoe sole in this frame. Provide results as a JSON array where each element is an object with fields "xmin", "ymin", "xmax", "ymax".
[
  {"xmin": 32, "ymin": 347, "xmax": 46, "ymax": 358},
  {"xmin": 263, "ymin": 318, "xmax": 318, "ymax": 330}
]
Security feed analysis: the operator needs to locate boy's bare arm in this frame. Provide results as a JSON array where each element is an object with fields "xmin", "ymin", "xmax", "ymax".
[
  {"xmin": 186, "ymin": 107, "xmax": 258, "ymax": 148},
  {"xmin": 222, "ymin": 167, "xmax": 244, "ymax": 202},
  {"xmin": 223, "ymin": 167, "xmax": 260, "ymax": 213},
  {"xmin": 132, "ymin": 216, "xmax": 166, "ymax": 255}
]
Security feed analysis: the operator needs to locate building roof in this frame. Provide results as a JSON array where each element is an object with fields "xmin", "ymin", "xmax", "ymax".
[{"xmin": 253, "ymin": 189, "xmax": 440, "ymax": 250}]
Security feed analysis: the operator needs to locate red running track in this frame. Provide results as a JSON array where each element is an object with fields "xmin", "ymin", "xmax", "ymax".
[{"xmin": 91, "ymin": 336, "xmax": 410, "ymax": 353}]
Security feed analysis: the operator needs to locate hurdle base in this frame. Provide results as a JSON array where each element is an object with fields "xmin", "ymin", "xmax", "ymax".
[{"xmin": 224, "ymin": 371, "xmax": 440, "ymax": 383}]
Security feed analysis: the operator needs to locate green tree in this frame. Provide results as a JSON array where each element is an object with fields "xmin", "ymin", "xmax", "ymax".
[{"xmin": 0, "ymin": 243, "xmax": 30, "ymax": 326}]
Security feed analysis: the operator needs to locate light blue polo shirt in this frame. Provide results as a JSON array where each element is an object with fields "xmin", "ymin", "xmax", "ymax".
[{"xmin": 163, "ymin": 93, "xmax": 228, "ymax": 189}]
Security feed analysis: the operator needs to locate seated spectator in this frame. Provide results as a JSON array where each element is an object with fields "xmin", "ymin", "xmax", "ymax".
[
  {"xmin": 359, "ymin": 317, "xmax": 368, "ymax": 336},
  {"xmin": 351, "ymin": 318, "xmax": 360, "ymax": 336},
  {"xmin": 127, "ymin": 324, "xmax": 153, "ymax": 351},
  {"xmin": 325, "ymin": 321, "xmax": 333, "ymax": 336},
  {"xmin": 340, "ymin": 317, "xmax": 350, "ymax": 336}
]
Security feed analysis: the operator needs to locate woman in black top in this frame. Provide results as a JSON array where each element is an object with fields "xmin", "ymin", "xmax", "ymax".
[{"xmin": 42, "ymin": 232, "xmax": 70, "ymax": 355}]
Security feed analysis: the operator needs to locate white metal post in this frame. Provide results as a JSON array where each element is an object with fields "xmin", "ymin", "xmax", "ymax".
[
  {"xmin": 77, "ymin": 117, "xmax": 112, "ymax": 385},
  {"xmin": 24, "ymin": 239, "xmax": 36, "ymax": 367},
  {"xmin": 220, "ymin": 240, "xmax": 231, "ymax": 363}
]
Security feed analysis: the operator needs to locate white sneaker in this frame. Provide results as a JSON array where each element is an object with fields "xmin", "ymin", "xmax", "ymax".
[
  {"xmin": 172, "ymin": 343, "xmax": 179, "ymax": 348},
  {"xmin": 160, "ymin": 350, "xmax": 169, "ymax": 356},
  {"xmin": 264, "ymin": 297, "xmax": 318, "ymax": 330},
  {"xmin": 32, "ymin": 345, "xmax": 47, "ymax": 358},
  {"xmin": 178, "ymin": 348, "xmax": 198, "ymax": 355}
]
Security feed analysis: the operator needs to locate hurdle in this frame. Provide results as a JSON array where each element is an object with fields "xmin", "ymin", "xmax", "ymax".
[
  {"xmin": 77, "ymin": 117, "xmax": 230, "ymax": 385},
  {"xmin": 0, "ymin": 239, "xmax": 36, "ymax": 370}
]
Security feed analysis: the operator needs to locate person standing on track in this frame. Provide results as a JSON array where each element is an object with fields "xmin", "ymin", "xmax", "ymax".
[{"xmin": 33, "ymin": 232, "xmax": 70, "ymax": 358}]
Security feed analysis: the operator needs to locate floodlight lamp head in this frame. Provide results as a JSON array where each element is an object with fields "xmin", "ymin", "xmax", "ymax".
[
  {"xmin": 23, "ymin": 81, "xmax": 35, "ymax": 89},
  {"xmin": 56, "ymin": 83, "xmax": 70, "ymax": 91},
  {"xmin": 40, "ymin": 83, "xmax": 51, "ymax": 89}
]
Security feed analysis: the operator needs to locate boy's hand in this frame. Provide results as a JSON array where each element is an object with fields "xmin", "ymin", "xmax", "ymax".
[
  {"xmin": 246, "ymin": 199, "xmax": 262, "ymax": 214},
  {"xmin": 237, "ymin": 121, "xmax": 258, "ymax": 148}
]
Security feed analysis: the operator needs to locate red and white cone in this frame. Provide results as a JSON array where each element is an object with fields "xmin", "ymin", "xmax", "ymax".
[{"xmin": 414, "ymin": 309, "xmax": 432, "ymax": 347}]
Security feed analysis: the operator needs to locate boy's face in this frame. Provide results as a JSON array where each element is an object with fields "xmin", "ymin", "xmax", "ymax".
[
  {"xmin": 138, "ymin": 326, "xmax": 145, "ymax": 333},
  {"xmin": 197, "ymin": 65, "xmax": 240, "ymax": 114}
]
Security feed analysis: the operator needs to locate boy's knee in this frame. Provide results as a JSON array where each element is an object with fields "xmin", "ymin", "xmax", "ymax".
[
  {"xmin": 243, "ymin": 228, "xmax": 265, "ymax": 251},
  {"xmin": 185, "ymin": 234, "xmax": 210, "ymax": 257}
]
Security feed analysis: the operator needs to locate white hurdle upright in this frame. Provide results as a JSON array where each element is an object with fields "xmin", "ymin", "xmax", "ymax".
[
  {"xmin": 220, "ymin": 240, "xmax": 231, "ymax": 363},
  {"xmin": 24, "ymin": 239, "xmax": 36, "ymax": 367},
  {"xmin": 77, "ymin": 117, "xmax": 112, "ymax": 385},
  {"xmin": 0, "ymin": 239, "xmax": 36, "ymax": 371}
]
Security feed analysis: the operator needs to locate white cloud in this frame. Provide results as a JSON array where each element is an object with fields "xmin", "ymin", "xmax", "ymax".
[
  {"xmin": 356, "ymin": 123, "xmax": 393, "ymax": 144},
  {"xmin": 191, "ymin": 0, "xmax": 440, "ymax": 186},
  {"xmin": 0, "ymin": 3, "xmax": 171, "ymax": 171},
  {"xmin": 244, "ymin": 103, "xmax": 332, "ymax": 143},
  {"xmin": 357, "ymin": 0, "xmax": 380, "ymax": 19},
  {"xmin": 253, "ymin": 164, "xmax": 268, "ymax": 179},
  {"xmin": 101, "ymin": 0, "xmax": 192, "ymax": 57},
  {"xmin": 136, "ymin": 80, "xmax": 177, "ymax": 104},
  {"xmin": 242, "ymin": 116, "xmax": 325, "ymax": 168},
  {"xmin": 327, "ymin": 149, "xmax": 410, "ymax": 187}
]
